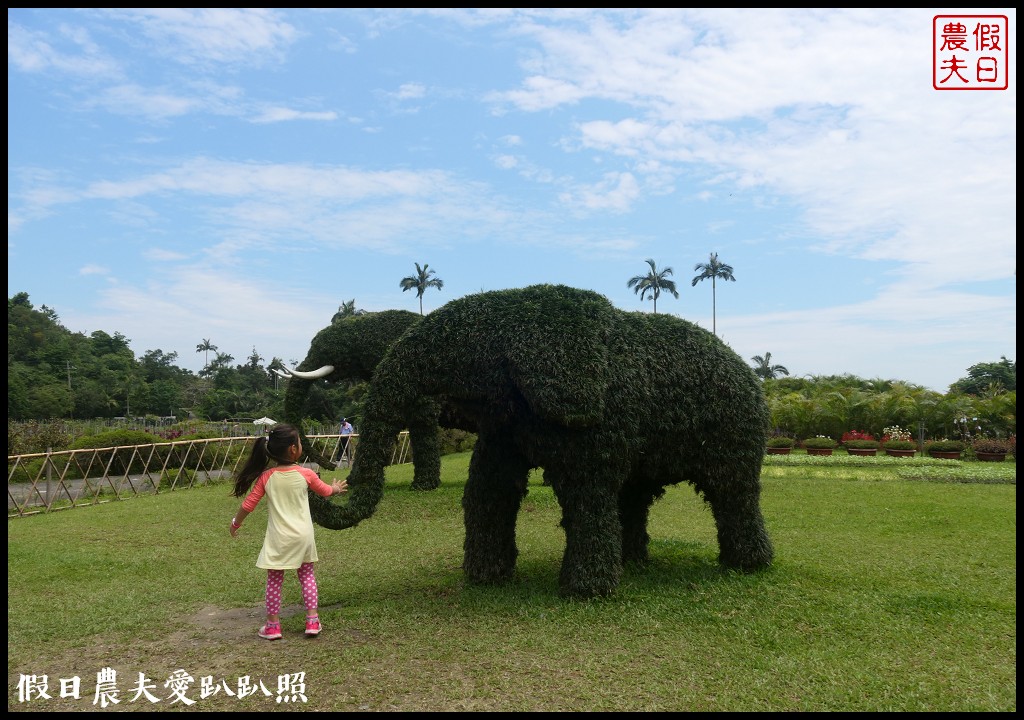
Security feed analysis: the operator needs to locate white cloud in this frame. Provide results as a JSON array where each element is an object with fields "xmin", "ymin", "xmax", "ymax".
[
  {"xmin": 250, "ymin": 107, "xmax": 339, "ymax": 123},
  {"xmin": 496, "ymin": 9, "xmax": 1015, "ymax": 291},
  {"xmin": 144, "ymin": 248, "xmax": 188, "ymax": 262},
  {"xmin": 494, "ymin": 155, "xmax": 519, "ymax": 170},
  {"xmin": 93, "ymin": 84, "xmax": 199, "ymax": 119},
  {"xmin": 98, "ymin": 8, "xmax": 299, "ymax": 67},
  {"xmin": 559, "ymin": 172, "xmax": 641, "ymax": 213},
  {"xmin": 8, "ymin": 18, "xmax": 122, "ymax": 78},
  {"xmin": 78, "ymin": 264, "xmax": 109, "ymax": 276},
  {"xmin": 396, "ymin": 82, "xmax": 426, "ymax": 100}
]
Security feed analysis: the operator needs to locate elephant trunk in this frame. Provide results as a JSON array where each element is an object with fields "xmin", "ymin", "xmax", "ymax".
[{"xmin": 308, "ymin": 416, "xmax": 398, "ymax": 529}]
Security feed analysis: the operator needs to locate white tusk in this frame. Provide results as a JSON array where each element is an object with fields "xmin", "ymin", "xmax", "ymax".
[
  {"xmin": 272, "ymin": 369, "xmax": 291, "ymax": 379},
  {"xmin": 282, "ymin": 364, "xmax": 335, "ymax": 380}
]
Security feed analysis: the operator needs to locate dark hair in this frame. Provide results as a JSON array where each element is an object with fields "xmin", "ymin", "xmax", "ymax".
[{"xmin": 231, "ymin": 423, "xmax": 300, "ymax": 497}]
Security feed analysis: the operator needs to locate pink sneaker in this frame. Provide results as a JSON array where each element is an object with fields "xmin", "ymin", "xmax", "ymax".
[
  {"xmin": 258, "ymin": 622, "xmax": 282, "ymax": 640},
  {"xmin": 305, "ymin": 617, "xmax": 321, "ymax": 637}
]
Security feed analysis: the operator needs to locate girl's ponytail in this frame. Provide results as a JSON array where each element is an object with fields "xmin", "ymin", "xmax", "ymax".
[{"xmin": 232, "ymin": 436, "xmax": 271, "ymax": 497}]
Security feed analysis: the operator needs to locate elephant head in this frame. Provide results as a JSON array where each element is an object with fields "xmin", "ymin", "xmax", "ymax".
[
  {"xmin": 324, "ymin": 284, "xmax": 773, "ymax": 598},
  {"xmin": 278, "ymin": 309, "xmax": 445, "ymax": 493}
]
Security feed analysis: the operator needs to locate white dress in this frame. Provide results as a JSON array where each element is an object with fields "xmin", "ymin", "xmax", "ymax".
[{"xmin": 241, "ymin": 465, "xmax": 334, "ymax": 570}]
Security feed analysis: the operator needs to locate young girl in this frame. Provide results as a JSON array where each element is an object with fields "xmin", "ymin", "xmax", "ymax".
[{"xmin": 229, "ymin": 423, "xmax": 347, "ymax": 640}]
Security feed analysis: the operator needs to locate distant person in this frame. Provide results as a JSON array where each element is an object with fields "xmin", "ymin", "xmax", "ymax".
[
  {"xmin": 229, "ymin": 423, "xmax": 347, "ymax": 640},
  {"xmin": 336, "ymin": 417, "xmax": 355, "ymax": 464}
]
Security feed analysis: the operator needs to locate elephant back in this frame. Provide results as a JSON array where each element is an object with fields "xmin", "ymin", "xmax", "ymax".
[
  {"xmin": 606, "ymin": 310, "xmax": 769, "ymax": 458},
  {"xmin": 375, "ymin": 284, "xmax": 616, "ymax": 428}
]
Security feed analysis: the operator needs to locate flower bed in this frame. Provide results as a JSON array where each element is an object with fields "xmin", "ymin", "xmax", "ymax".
[
  {"xmin": 843, "ymin": 431, "xmax": 879, "ymax": 456},
  {"xmin": 971, "ymin": 436, "xmax": 1012, "ymax": 462},
  {"xmin": 926, "ymin": 439, "xmax": 965, "ymax": 459},
  {"xmin": 882, "ymin": 425, "xmax": 916, "ymax": 456},
  {"xmin": 803, "ymin": 435, "xmax": 838, "ymax": 449}
]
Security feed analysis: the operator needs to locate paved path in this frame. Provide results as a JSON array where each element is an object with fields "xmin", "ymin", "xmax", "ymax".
[{"xmin": 8, "ymin": 470, "xmax": 230, "ymax": 512}]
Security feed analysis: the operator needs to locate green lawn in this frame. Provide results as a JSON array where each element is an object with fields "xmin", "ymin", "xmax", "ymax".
[{"xmin": 7, "ymin": 452, "xmax": 1016, "ymax": 711}]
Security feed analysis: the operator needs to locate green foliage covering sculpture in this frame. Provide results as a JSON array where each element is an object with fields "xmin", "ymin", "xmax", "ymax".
[
  {"xmin": 316, "ymin": 284, "xmax": 774, "ymax": 599},
  {"xmin": 279, "ymin": 309, "xmax": 444, "ymax": 491}
]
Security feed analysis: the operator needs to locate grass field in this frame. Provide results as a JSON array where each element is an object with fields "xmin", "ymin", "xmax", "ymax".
[{"xmin": 7, "ymin": 452, "xmax": 1016, "ymax": 711}]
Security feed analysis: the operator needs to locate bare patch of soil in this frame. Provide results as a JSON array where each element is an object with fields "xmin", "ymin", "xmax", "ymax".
[{"xmin": 9, "ymin": 601, "xmax": 373, "ymax": 712}]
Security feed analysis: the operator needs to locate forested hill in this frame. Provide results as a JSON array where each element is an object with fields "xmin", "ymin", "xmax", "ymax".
[{"xmin": 7, "ymin": 292, "xmax": 354, "ymax": 422}]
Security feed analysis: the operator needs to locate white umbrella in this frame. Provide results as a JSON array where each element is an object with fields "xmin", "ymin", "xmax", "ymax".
[{"xmin": 253, "ymin": 417, "xmax": 276, "ymax": 430}]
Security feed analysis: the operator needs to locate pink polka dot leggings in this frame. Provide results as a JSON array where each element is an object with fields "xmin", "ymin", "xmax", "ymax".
[{"xmin": 264, "ymin": 562, "xmax": 318, "ymax": 615}]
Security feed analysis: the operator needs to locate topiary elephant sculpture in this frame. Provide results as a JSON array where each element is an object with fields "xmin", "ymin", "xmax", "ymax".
[
  {"xmin": 278, "ymin": 309, "xmax": 445, "ymax": 491},
  {"xmin": 316, "ymin": 284, "xmax": 774, "ymax": 598}
]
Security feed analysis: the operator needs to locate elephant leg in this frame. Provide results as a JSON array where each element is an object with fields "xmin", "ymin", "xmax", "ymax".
[
  {"xmin": 461, "ymin": 433, "xmax": 529, "ymax": 585},
  {"xmin": 548, "ymin": 465, "xmax": 623, "ymax": 598},
  {"xmin": 409, "ymin": 422, "xmax": 441, "ymax": 491},
  {"xmin": 618, "ymin": 485, "xmax": 660, "ymax": 565},
  {"xmin": 701, "ymin": 469, "xmax": 774, "ymax": 571}
]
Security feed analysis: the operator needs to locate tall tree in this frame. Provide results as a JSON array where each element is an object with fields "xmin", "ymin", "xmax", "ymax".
[
  {"xmin": 208, "ymin": 351, "xmax": 236, "ymax": 388},
  {"xmin": 751, "ymin": 352, "xmax": 790, "ymax": 380},
  {"xmin": 9, "ymin": 291, "xmax": 33, "ymax": 309},
  {"xmin": 140, "ymin": 349, "xmax": 181, "ymax": 383},
  {"xmin": 196, "ymin": 339, "xmax": 217, "ymax": 369},
  {"xmin": 399, "ymin": 262, "xmax": 444, "ymax": 315},
  {"xmin": 239, "ymin": 346, "xmax": 266, "ymax": 394},
  {"xmin": 691, "ymin": 252, "xmax": 735, "ymax": 336},
  {"xmin": 627, "ymin": 258, "xmax": 679, "ymax": 314},
  {"xmin": 950, "ymin": 356, "xmax": 1016, "ymax": 395}
]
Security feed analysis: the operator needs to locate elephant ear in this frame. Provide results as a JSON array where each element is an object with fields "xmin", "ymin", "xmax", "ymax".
[{"xmin": 505, "ymin": 285, "xmax": 613, "ymax": 428}]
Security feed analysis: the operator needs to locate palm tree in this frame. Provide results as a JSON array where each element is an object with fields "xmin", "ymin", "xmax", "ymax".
[
  {"xmin": 212, "ymin": 351, "xmax": 234, "ymax": 366},
  {"xmin": 751, "ymin": 352, "xmax": 789, "ymax": 381},
  {"xmin": 691, "ymin": 252, "xmax": 735, "ymax": 336},
  {"xmin": 195, "ymin": 339, "xmax": 217, "ymax": 369},
  {"xmin": 399, "ymin": 262, "xmax": 444, "ymax": 315},
  {"xmin": 332, "ymin": 299, "xmax": 357, "ymax": 323},
  {"xmin": 627, "ymin": 258, "xmax": 679, "ymax": 314},
  {"xmin": 203, "ymin": 351, "xmax": 235, "ymax": 385}
]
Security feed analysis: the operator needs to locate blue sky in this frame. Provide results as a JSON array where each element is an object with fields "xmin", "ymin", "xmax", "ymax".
[{"xmin": 8, "ymin": 8, "xmax": 1016, "ymax": 392}]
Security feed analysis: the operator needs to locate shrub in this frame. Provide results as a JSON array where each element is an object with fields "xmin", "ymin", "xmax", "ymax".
[
  {"xmin": 767, "ymin": 436, "xmax": 796, "ymax": 448},
  {"xmin": 7, "ymin": 420, "xmax": 74, "ymax": 456},
  {"xmin": 972, "ymin": 437, "xmax": 1011, "ymax": 454},
  {"xmin": 70, "ymin": 429, "xmax": 164, "ymax": 450},
  {"xmin": 803, "ymin": 436, "xmax": 837, "ymax": 449},
  {"xmin": 844, "ymin": 439, "xmax": 880, "ymax": 449},
  {"xmin": 160, "ymin": 467, "xmax": 196, "ymax": 490},
  {"xmin": 882, "ymin": 425, "xmax": 916, "ymax": 451},
  {"xmin": 842, "ymin": 430, "xmax": 876, "ymax": 442},
  {"xmin": 176, "ymin": 430, "xmax": 225, "ymax": 441},
  {"xmin": 9, "ymin": 457, "xmax": 45, "ymax": 484},
  {"xmin": 926, "ymin": 439, "xmax": 965, "ymax": 452},
  {"xmin": 438, "ymin": 428, "xmax": 478, "ymax": 455},
  {"xmin": 70, "ymin": 430, "xmax": 164, "ymax": 476},
  {"xmin": 882, "ymin": 439, "xmax": 917, "ymax": 451}
]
